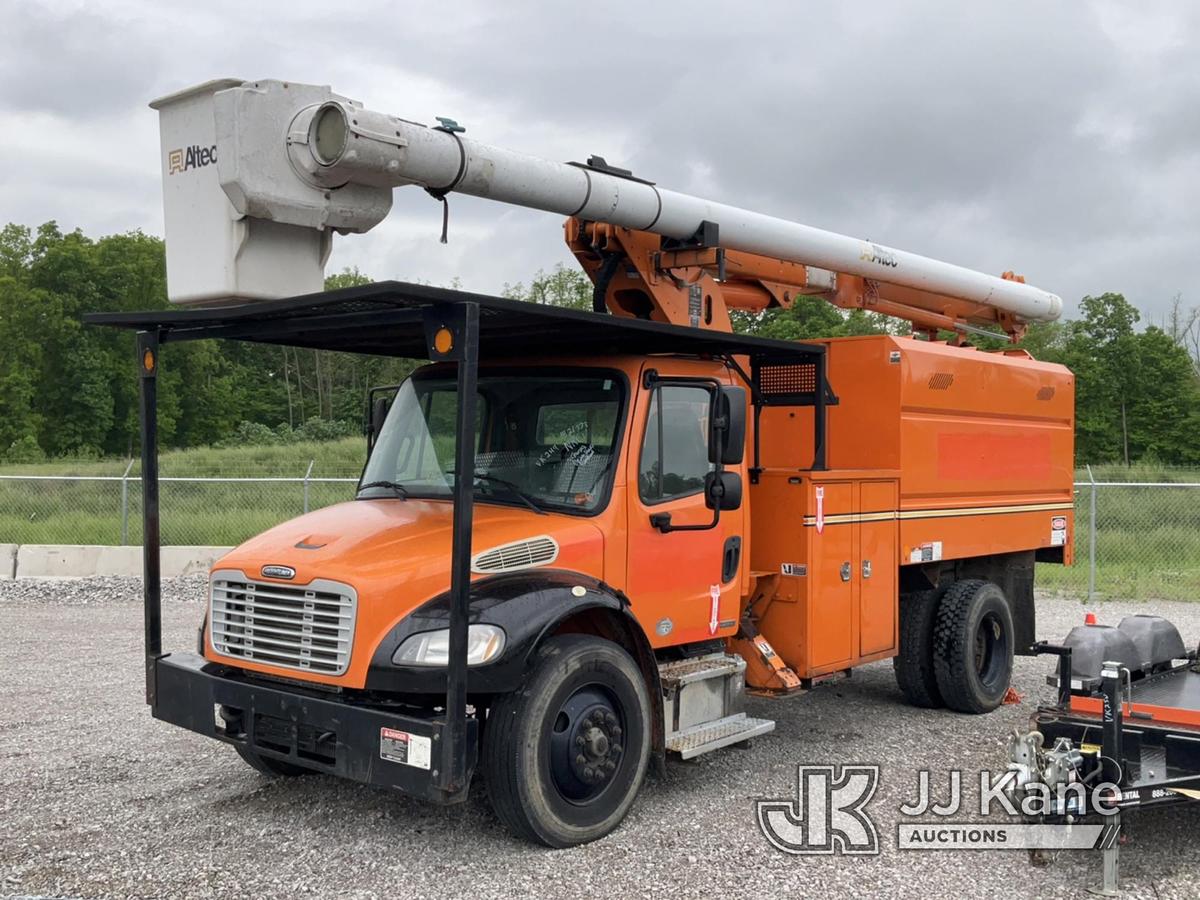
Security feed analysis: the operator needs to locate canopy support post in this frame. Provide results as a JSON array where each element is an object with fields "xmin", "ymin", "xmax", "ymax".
[{"xmin": 138, "ymin": 331, "xmax": 162, "ymax": 706}]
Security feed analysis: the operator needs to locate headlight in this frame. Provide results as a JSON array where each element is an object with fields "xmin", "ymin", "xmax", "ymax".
[{"xmin": 392, "ymin": 625, "xmax": 506, "ymax": 667}]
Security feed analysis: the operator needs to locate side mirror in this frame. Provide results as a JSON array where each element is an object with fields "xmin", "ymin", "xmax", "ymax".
[
  {"xmin": 368, "ymin": 396, "xmax": 389, "ymax": 449},
  {"xmin": 709, "ymin": 385, "xmax": 747, "ymax": 466},
  {"xmin": 704, "ymin": 470, "xmax": 743, "ymax": 511}
]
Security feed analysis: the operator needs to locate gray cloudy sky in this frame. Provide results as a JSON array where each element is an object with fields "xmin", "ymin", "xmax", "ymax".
[{"xmin": 3, "ymin": 0, "xmax": 1198, "ymax": 321}]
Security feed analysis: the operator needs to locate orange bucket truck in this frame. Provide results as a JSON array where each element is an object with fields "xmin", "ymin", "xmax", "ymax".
[{"xmin": 87, "ymin": 78, "xmax": 1073, "ymax": 846}]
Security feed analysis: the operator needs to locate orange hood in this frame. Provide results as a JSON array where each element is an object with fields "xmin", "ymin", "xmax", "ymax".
[{"xmin": 207, "ymin": 498, "xmax": 606, "ymax": 686}]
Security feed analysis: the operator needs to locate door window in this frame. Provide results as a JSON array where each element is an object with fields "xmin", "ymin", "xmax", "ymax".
[{"xmin": 638, "ymin": 385, "xmax": 714, "ymax": 504}]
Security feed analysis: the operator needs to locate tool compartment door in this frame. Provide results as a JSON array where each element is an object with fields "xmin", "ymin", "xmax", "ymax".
[
  {"xmin": 808, "ymin": 480, "xmax": 855, "ymax": 671},
  {"xmin": 857, "ymin": 480, "xmax": 898, "ymax": 657}
]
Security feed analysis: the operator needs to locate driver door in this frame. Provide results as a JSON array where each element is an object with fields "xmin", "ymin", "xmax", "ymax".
[{"xmin": 624, "ymin": 367, "xmax": 743, "ymax": 647}]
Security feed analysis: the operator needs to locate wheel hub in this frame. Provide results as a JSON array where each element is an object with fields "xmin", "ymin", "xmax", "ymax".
[{"xmin": 550, "ymin": 688, "xmax": 625, "ymax": 800}]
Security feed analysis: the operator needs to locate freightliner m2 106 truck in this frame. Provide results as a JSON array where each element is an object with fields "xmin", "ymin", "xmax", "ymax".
[{"xmin": 88, "ymin": 79, "xmax": 1073, "ymax": 847}]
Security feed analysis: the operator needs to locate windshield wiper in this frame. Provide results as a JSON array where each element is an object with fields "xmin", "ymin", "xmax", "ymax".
[
  {"xmin": 448, "ymin": 471, "xmax": 547, "ymax": 515},
  {"xmin": 357, "ymin": 479, "xmax": 409, "ymax": 498}
]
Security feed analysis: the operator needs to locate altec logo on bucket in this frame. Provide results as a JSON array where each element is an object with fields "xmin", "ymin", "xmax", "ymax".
[{"xmin": 168, "ymin": 144, "xmax": 218, "ymax": 175}]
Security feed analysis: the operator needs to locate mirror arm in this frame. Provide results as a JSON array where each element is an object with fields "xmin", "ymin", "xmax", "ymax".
[{"xmin": 650, "ymin": 507, "xmax": 720, "ymax": 534}]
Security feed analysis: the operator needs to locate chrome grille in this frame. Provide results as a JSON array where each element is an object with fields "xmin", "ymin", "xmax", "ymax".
[{"xmin": 209, "ymin": 569, "xmax": 357, "ymax": 676}]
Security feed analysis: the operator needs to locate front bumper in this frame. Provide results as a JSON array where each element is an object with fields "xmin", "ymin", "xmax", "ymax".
[{"xmin": 151, "ymin": 652, "xmax": 478, "ymax": 804}]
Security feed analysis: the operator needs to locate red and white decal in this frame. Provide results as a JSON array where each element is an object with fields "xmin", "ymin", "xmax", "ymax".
[
  {"xmin": 380, "ymin": 727, "xmax": 432, "ymax": 769},
  {"xmin": 709, "ymin": 584, "xmax": 721, "ymax": 635},
  {"xmin": 815, "ymin": 486, "xmax": 825, "ymax": 534},
  {"xmin": 1051, "ymin": 515, "xmax": 1068, "ymax": 547}
]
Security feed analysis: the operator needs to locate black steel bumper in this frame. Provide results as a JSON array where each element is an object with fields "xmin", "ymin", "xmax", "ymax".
[{"xmin": 151, "ymin": 652, "xmax": 478, "ymax": 804}]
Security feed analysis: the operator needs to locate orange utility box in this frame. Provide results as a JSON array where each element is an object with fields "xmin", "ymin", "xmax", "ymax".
[
  {"xmin": 750, "ymin": 333, "xmax": 1074, "ymax": 680},
  {"xmin": 750, "ymin": 470, "xmax": 899, "ymax": 678}
]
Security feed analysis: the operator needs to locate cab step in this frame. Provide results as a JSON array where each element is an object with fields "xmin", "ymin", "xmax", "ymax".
[
  {"xmin": 658, "ymin": 654, "xmax": 743, "ymax": 688},
  {"xmin": 665, "ymin": 712, "xmax": 776, "ymax": 759},
  {"xmin": 659, "ymin": 652, "xmax": 775, "ymax": 759}
]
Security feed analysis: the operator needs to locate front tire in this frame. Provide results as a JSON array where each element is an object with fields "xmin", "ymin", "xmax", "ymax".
[
  {"xmin": 932, "ymin": 579, "xmax": 1014, "ymax": 714},
  {"xmin": 482, "ymin": 634, "xmax": 652, "ymax": 847}
]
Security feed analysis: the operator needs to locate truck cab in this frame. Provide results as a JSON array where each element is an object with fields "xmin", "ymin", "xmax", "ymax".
[{"xmin": 205, "ymin": 354, "xmax": 751, "ymax": 691}]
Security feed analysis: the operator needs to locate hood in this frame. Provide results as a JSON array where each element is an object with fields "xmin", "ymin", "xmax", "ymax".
[
  {"xmin": 210, "ymin": 498, "xmax": 607, "ymax": 684},
  {"xmin": 220, "ymin": 498, "xmax": 606, "ymax": 588}
]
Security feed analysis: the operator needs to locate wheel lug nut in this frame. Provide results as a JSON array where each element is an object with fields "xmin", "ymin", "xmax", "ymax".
[
  {"xmin": 575, "ymin": 735, "xmax": 585, "ymax": 747},
  {"xmin": 611, "ymin": 726, "xmax": 622, "ymax": 738},
  {"xmin": 584, "ymin": 767, "xmax": 595, "ymax": 781},
  {"xmin": 575, "ymin": 753, "xmax": 586, "ymax": 766},
  {"xmin": 581, "ymin": 717, "xmax": 593, "ymax": 730}
]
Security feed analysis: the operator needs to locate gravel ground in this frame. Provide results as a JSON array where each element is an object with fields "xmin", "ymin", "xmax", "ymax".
[{"xmin": 1, "ymin": 577, "xmax": 1198, "ymax": 900}]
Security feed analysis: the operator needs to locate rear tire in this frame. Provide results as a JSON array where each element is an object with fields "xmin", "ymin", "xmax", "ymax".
[
  {"xmin": 482, "ymin": 634, "xmax": 651, "ymax": 847},
  {"xmin": 932, "ymin": 579, "xmax": 1014, "ymax": 714},
  {"xmin": 235, "ymin": 746, "xmax": 310, "ymax": 778},
  {"xmin": 893, "ymin": 589, "xmax": 944, "ymax": 708}
]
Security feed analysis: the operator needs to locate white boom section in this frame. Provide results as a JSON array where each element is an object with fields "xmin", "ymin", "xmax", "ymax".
[
  {"xmin": 304, "ymin": 100, "xmax": 1062, "ymax": 322},
  {"xmin": 152, "ymin": 78, "xmax": 1062, "ymax": 320}
]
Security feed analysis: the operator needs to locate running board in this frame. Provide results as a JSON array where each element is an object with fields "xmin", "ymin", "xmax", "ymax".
[
  {"xmin": 665, "ymin": 713, "xmax": 776, "ymax": 759},
  {"xmin": 659, "ymin": 653, "xmax": 775, "ymax": 759}
]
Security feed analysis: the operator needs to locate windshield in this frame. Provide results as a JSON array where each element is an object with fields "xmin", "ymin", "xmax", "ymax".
[{"xmin": 359, "ymin": 369, "xmax": 626, "ymax": 514}]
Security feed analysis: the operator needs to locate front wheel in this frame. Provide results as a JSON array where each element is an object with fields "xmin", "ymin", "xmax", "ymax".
[{"xmin": 482, "ymin": 634, "xmax": 652, "ymax": 847}]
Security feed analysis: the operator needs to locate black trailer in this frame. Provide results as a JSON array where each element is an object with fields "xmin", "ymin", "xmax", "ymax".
[
  {"xmin": 86, "ymin": 279, "xmax": 831, "ymax": 809},
  {"xmin": 1012, "ymin": 617, "xmax": 1200, "ymax": 894}
]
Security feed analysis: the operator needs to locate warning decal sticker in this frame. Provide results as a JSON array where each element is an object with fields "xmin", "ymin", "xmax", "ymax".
[
  {"xmin": 909, "ymin": 541, "xmax": 943, "ymax": 564},
  {"xmin": 1051, "ymin": 516, "xmax": 1068, "ymax": 547},
  {"xmin": 380, "ymin": 727, "xmax": 433, "ymax": 770}
]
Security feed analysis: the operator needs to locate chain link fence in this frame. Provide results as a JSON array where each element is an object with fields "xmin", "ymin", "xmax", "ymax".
[
  {"xmin": 1036, "ymin": 470, "xmax": 1200, "ymax": 602},
  {"xmin": 0, "ymin": 464, "xmax": 357, "ymax": 548},
  {"xmin": 1, "ymin": 465, "xmax": 1198, "ymax": 601}
]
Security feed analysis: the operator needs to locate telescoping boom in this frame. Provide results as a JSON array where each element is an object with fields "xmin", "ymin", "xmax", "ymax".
[
  {"xmin": 305, "ymin": 100, "xmax": 1061, "ymax": 322},
  {"xmin": 153, "ymin": 79, "xmax": 1062, "ymax": 332}
]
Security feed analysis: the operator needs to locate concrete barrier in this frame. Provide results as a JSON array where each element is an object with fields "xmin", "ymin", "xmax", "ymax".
[
  {"xmin": 0, "ymin": 544, "xmax": 16, "ymax": 580},
  {"xmin": 13, "ymin": 545, "xmax": 231, "ymax": 579}
]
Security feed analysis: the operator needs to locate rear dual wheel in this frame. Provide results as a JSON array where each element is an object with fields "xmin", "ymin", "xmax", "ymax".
[
  {"xmin": 932, "ymin": 579, "xmax": 1014, "ymax": 714},
  {"xmin": 893, "ymin": 589, "xmax": 944, "ymax": 708},
  {"xmin": 483, "ymin": 634, "xmax": 651, "ymax": 847},
  {"xmin": 894, "ymin": 579, "xmax": 1014, "ymax": 714}
]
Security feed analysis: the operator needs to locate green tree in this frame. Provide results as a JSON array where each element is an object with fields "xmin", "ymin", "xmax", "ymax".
[
  {"xmin": 1126, "ymin": 326, "xmax": 1200, "ymax": 464},
  {"xmin": 1060, "ymin": 293, "xmax": 1142, "ymax": 464},
  {"xmin": 503, "ymin": 263, "xmax": 593, "ymax": 310},
  {"xmin": 733, "ymin": 295, "xmax": 891, "ymax": 340}
]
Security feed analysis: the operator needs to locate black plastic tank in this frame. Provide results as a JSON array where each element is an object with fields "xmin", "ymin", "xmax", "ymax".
[
  {"xmin": 1117, "ymin": 615, "xmax": 1186, "ymax": 671},
  {"xmin": 1062, "ymin": 623, "xmax": 1141, "ymax": 682}
]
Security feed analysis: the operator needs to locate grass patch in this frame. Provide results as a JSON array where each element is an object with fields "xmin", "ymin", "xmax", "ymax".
[
  {"xmin": 0, "ymin": 436, "xmax": 366, "ymax": 478},
  {"xmin": 2, "ymin": 450, "xmax": 1198, "ymax": 601},
  {"xmin": 0, "ymin": 438, "xmax": 364, "ymax": 546}
]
